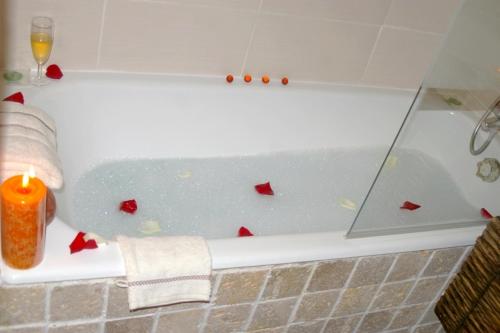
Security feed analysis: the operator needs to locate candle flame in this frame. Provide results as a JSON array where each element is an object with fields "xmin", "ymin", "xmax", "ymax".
[
  {"xmin": 21, "ymin": 172, "xmax": 30, "ymax": 188},
  {"xmin": 21, "ymin": 166, "xmax": 35, "ymax": 188},
  {"xmin": 28, "ymin": 165, "xmax": 36, "ymax": 178}
]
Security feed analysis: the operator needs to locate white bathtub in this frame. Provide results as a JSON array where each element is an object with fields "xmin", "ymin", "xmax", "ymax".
[{"xmin": 0, "ymin": 73, "xmax": 487, "ymax": 284}]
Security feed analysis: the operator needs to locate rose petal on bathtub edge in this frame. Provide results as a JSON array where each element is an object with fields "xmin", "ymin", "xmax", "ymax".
[
  {"xmin": 480, "ymin": 208, "xmax": 493, "ymax": 219},
  {"xmin": 70, "ymin": 231, "xmax": 99, "ymax": 254},
  {"xmin": 46, "ymin": 64, "xmax": 63, "ymax": 79},
  {"xmin": 3, "ymin": 91, "xmax": 24, "ymax": 104}
]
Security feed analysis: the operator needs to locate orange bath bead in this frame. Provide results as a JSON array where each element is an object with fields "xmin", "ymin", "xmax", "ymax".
[
  {"xmin": 226, "ymin": 74, "xmax": 234, "ymax": 83},
  {"xmin": 244, "ymin": 74, "xmax": 252, "ymax": 83},
  {"xmin": 281, "ymin": 77, "xmax": 289, "ymax": 85},
  {"xmin": 262, "ymin": 75, "xmax": 270, "ymax": 84}
]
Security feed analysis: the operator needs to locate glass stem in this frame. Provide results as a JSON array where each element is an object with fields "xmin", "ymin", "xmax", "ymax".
[{"xmin": 37, "ymin": 64, "xmax": 43, "ymax": 81}]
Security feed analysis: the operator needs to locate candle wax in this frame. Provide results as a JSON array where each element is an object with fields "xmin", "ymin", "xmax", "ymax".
[{"xmin": 1, "ymin": 175, "xmax": 47, "ymax": 269}]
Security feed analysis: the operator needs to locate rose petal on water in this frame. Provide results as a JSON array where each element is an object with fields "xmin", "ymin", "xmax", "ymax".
[
  {"xmin": 255, "ymin": 182, "xmax": 274, "ymax": 195},
  {"xmin": 400, "ymin": 201, "xmax": 421, "ymax": 211},
  {"xmin": 120, "ymin": 199, "xmax": 137, "ymax": 214},
  {"xmin": 238, "ymin": 226, "xmax": 254, "ymax": 237}
]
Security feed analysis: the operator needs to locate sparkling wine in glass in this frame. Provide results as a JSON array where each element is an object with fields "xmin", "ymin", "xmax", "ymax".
[{"xmin": 30, "ymin": 17, "xmax": 54, "ymax": 86}]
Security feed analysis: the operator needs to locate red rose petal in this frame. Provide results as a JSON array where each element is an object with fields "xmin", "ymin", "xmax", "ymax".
[
  {"xmin": 120, "ymin": 199, "xmax": 137, "ymax": 214},
  {"xmin": 84, "ymin": 239, "xmax": 98, "ymax": 250},
  {"xmin": 400, "ymin": 201, "xmax": 421, "ymax": 211},
  {"xmin": 70, "ymin": 231, "xmax": 99, "ymax": 254},
  {"xmin": 255, "ymin": 182, "xmax": 274, "ymax": 195},
  {"xmin": 480, "ymin": 208, "xmax": 493, "ymax": 219},
  {"xmin": 3, "ymin": 92, "xmax": 24, "ymax": 104},
  {"xmin": 69, "ymin": 232, "xmax": 86, "ymax": 254},
  {"xmin": 46, "ymin": 64, "xmax": 63, "ymax": 79},
  {"xmin": 238, "ymin": 226, "xmax": 254, "ymax": 237}
]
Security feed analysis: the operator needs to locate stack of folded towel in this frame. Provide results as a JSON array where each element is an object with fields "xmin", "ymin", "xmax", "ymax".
[{"xmin": 0, "ymin": 101, "xmax": 63, "ymax": 189}]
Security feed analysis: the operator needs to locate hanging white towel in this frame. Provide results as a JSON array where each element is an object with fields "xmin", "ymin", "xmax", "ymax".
[
  {"xmin": 117, "ymin": 235, "xmax": 212, "ymax": 310},
  {"xmin": 0, "ymin": 101, "xmax": 63, "ymax": 189}
]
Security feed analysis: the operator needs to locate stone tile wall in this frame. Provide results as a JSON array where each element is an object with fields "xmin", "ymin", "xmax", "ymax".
[{"xmin": 0, "ymin": 246, "xmax": 469, "ymax": 333}]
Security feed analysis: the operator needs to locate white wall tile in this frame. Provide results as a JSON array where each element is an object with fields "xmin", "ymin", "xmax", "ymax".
[
  {"xmin": 1, "ymin": 0, "xmax": 104, "ymax": 70},
  {"xmin": 244, "ymin": 14, "xmax": 379, "ymax": 83},
  {"xmin": 99, "ymin": 0, "xmax": 257, "ymax": 74},
  {"xmin": 362, "ymin": 27, "xmax": 443, "ymax": 89},
  {"xmin": 385, "ymin": 0, "xmax": 462, "ymax": 34},
  {"xmin": 262, "ymin": 0, "xmax": 392, "ymax": 25},
  {"xmin": 132, "ymin": 0, "xmax": 261, "ymax": 11},
  {"xmin": 0, "ymin": 0, "xmax": 465, "ymax": 89}
]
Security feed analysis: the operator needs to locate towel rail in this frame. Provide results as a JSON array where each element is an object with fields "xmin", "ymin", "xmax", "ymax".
[{"xmin": 470, "ymin": 97, "xmax": 500, "ymax": 156}]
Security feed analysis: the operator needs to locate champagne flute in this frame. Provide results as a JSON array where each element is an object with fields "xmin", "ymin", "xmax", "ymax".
[{"xmin": 30, "ymin": 17, "xmax": 54, "ymax": 86}]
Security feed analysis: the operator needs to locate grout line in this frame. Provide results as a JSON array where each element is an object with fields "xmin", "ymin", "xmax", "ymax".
[
  {"xmin": 410, "ymin": 246, "xmax": 471, "ymax": 333},
  {"xmin": 96, "ymin": 0, "xmax": 109, "ymax": 69},
  {"xmin": 359, "ymin": 24, "xmax": 384, "ymax": 83},
  {"xmin": 44, "ymin": 283, "xmax": 53, "ymax": 333},
  {"xmin": 239, "ymin": 267, "xmax": 272, "ymax": 332},
  {"xmin": 99, "ymin": 321, "xmax": 105, "ymax": 333},
  {"xmin": 358, "ymin": 0, "xmax": 393, "ymax": 84},
  {"xmin": 130, "ymin": 0, "xmax": 259, "ymax": 13},
  {"xmin": 198, "ymin": 273, "xmax": 222, "ymax": 332},
  {"xmin": 100, "ymin": 281, "xmax": 110, "ymax": 333},
  {"xmin": 388, "ymin": 250, "xmax": 437, "ymax": 332},
  {"xmin": 285, "ymin": 262, "xmax": 318, "ymax": 327},
  {"xmin": 351, "ymin": 255, "xmax": 399, "ymax": 333},
  {"xmin": 130, "ymin": 0, "xmax": 444, "ymax": 38},
  {"xmin": 0, "ymin": 323, "xmax": 48, "ymax": 332},
  {"xmin": 43, "ymin": 318, "xmax": 104, "ymax": 329},
  {"xmin": 150, "ymin": 309, "xmax": 160, "ymax": 333},
  {"xmin": 258, "ymin": 10, "xmax": 380, "ymax": 28},
  {"xmin": 381, "ymin": 24, "xmax": 445, "ymax": 37},
  {"xmin": 319, "ymin": 258, "xmax": 361, "ymax": 333},
  {"xmin": 238, "ymin": 0, "xmax": 263, "ymax": 77}
]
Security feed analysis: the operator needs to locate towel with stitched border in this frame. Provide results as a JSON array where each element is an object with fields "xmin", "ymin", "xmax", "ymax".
[{"xmin": 117, "ymin": 235, "xmax": 212, "ymax": 310}]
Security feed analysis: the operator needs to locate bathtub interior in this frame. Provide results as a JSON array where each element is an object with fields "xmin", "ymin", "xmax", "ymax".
[
  {"xmin": 348, "ymin": 89, "xmax": 499, "ymax": 237},
  {"xmin": 18, "ymin": 73, "xmax": 420, "ymax": 240},
  {"xmin": 1, "ymin": 74, "xmax": 491, "ymax": 284}
]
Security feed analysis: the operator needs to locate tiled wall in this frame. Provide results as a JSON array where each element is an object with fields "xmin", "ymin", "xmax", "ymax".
[
  {"xmin": 0, "ymin": 0, "xmax": 462, "ymax": 89},
  {"xmin": 0, "ymin": 246, "xmax": 469, "ymax": 333}
]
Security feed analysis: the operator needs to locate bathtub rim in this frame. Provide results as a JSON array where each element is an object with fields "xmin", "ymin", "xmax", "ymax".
[{"xmin": 0, "ymin": 217, "xmax": 484, "ymax": 285}]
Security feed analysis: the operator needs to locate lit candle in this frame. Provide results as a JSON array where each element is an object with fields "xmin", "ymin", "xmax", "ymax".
[{"xmin": 1, "ymin": 170, "xmax": 47, "ymax": 269}]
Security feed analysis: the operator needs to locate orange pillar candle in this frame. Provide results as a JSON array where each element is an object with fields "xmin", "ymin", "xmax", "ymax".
[{"xmin": 1, "ymin": 173, "xmax": 47, "ymax": 269}]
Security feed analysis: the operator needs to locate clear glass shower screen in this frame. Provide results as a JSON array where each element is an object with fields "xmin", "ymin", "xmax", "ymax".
[{"xmin": 348, "ymin": 0, "xmax": 500, "ymax": 237}]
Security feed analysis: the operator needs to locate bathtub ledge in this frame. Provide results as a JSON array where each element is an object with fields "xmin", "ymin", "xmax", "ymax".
[{"xmin": 0, "ymin": 218, "xmax": 485, "ymax": 284}]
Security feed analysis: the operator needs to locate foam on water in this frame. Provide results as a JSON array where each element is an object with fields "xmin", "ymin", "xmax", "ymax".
[{"xmin": 71, "ymin": 149, "xmax": 384, "ymax": 239}]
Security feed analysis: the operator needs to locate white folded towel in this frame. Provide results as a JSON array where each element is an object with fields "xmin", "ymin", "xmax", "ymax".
[
  {"xmin": 0, "ymin": 101, "xmax": 63, "ymax": 189},
  {"xmin": 0, "ymin": 101, "xmax": 57, "ymax": 131},
  {"xmin": 0, "ymin": 102, "xmax": 57, "ymax": 143},
  {"xmin": 117, "ymin": 235, "xmax": 212, "ymax": 310}
]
